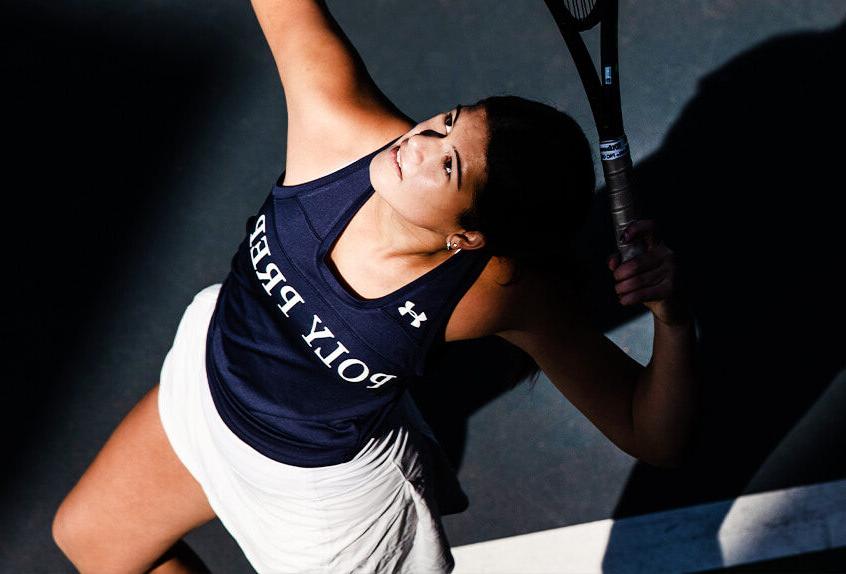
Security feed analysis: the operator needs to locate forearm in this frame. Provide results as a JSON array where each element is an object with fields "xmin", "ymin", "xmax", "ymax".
[
  {"xmin": 630, "ymin": 312, "xmax": 699, "ymax": 468},
  {"xmin": 249, "ymin": 0, "xmax": 353, "ymax": 81}
]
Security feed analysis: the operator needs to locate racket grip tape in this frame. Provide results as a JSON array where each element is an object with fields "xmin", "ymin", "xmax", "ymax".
[{"xmin": 600, "ymin": 136, "xmax": 645, "ymax": 263}]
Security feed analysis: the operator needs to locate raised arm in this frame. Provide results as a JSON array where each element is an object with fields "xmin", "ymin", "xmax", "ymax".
[
  {"xmin": 250, "ymin": 0, "xmax": 413, "ymax": 184},
  {"xmin": 495, "ymin": 265, "xmax": 697, "ymax": 469},
  {"xmin": 495, "ymin": 275, "xmax": 646, "ymax": 462}
]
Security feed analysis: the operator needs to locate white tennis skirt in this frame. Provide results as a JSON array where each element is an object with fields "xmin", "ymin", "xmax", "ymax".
[{"xmin": 157, "ymin": 284, "xmax": 460, "ymax": 573}]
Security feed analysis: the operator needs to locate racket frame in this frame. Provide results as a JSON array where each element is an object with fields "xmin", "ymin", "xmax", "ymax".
[{"xmin": 544, "ymin": 0, "xmax": 645, "ymax": 262}]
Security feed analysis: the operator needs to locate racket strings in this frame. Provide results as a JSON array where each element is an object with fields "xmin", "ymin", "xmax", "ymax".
[{"xmin": 563, "ymin": 0, "xmax": 599, "ymax": 23}]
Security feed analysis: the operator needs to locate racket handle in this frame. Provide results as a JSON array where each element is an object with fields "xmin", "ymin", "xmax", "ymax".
[{"xmin": 600, "ymin": 135, "xmax": 645, "ymax": 263}]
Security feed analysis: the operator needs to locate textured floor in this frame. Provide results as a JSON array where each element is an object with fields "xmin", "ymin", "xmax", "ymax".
[{"xmin": 2, "ymin": 1, "xmax": 844, "ymax": 571}]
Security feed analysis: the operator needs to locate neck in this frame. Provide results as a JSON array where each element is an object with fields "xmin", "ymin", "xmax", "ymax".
[{"xmin": 363, "ymin": 192, "xmax": 448, "ymax": 263}]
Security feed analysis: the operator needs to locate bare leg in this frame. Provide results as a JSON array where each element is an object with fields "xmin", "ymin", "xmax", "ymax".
[{"xmin": 53, "ymin": 384, "xmax": 217, "ymax": 574}]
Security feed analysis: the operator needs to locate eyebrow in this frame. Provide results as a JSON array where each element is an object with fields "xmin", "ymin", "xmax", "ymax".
[{"xmin": 453, "ymin": 104, "xmax": 463, "ymax": 191}]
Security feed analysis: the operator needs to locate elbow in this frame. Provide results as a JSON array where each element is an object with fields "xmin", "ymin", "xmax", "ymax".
[
  {"xmin": 629, "ymin": 428, "xmax": 694, "ymax": 469},
  {"xmin": 638, "ymin": 442, "xmax": 693, "ymax": 470},
  {"xmin": 629, "ymin": 412, "xmax": 698, "ymax": 470},
  {"xmin": 645, "ymin": 454, "xmax": 684, "ymax": 470}
]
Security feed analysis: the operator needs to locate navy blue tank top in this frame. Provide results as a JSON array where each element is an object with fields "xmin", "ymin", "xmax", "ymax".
[{"xmin": 205, "ymin": 139, "xmax": 493, "ymax": 467}]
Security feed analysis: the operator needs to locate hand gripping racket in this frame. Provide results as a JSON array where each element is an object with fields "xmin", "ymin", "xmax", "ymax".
[{"xmin": 544, "ymin": 0, "xmax": 645, "ymax": 263}]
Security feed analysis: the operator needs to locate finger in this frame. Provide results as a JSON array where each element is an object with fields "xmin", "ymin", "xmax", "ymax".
[
  {"xmin": 615, "ymin": 265, "xmax": 667, "ymax": 298},
  {"xmin": 618, "ymin": 280, "xmax": 673, "ymax": 306},
  {"xmin": 620, "ymin": 219, "xmax": 656, "ymax": 241},
  {"xmin": 607, "ymin": 253, "xmax": 620, "ymax": 271},
  {"xmin": 613, "ymin": 247, "xmax": 668, "ymax": 282},
  {"xmin": 621, "ymin": 219, "xmax": 659, "ymax": 249}
]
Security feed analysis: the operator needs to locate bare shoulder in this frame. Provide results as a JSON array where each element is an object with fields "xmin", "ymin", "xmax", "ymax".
[
  {"xmin": 283, "ymin": 100, "xmax": 413, "ymax": 186},
  {"xmin": 445, "ymin": 257, "xmax": 581, "ymax": 342},
  {"xmin": 448, "ymin": 256, "xmax": 645, "ymax": 459},
  {"xmin": 250, "ymin": 0, "xmax": 414, "ymax": 185}
]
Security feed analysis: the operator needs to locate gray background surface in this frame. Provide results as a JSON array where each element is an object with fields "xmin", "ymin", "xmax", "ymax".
[{"xmin": 2, "ymin": 1, "xmax": 845, "ymax": 571}]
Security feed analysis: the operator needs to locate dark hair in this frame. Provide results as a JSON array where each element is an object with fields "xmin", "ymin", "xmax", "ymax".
[{"xmin": 459, "ymin": 95, "xmax": 596, "ymax": 387}]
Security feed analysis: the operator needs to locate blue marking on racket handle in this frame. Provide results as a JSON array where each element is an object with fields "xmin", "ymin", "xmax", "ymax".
[
  {"xmin": 601, "ymin": 136, "xmax": 645, "ymax": 262},
  {"xmin": 600, "ymin": 136, "xmax": 629, "ymax": 161},
  {"xmin": 603, "ymin": 66, "xmax": 613, "ymax": 85}
]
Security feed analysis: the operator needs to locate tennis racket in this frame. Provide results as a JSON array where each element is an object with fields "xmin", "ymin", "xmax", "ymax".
[{"xmin": 543, "ymin": 0, "xmax": 645, "ymax": 263}]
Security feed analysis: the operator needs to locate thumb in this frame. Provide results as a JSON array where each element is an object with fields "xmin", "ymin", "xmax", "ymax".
[{"xmin": 608, "ymin": 253, "xmax": 619, "ymax": 270}]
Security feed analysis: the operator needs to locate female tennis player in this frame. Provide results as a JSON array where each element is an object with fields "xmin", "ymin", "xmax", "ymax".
[{"xmin": 52, "ymin": 2, "xmax": 697, "ymax": 572}]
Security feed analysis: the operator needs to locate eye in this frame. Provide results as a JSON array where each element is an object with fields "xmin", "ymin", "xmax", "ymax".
[
  {"xmin": 443, "ymin": 155, "xmax": 453, "ymax": 178},
  {"xmin": 444, "ymin": 112, "xmax": 454, "ymax": 131}
]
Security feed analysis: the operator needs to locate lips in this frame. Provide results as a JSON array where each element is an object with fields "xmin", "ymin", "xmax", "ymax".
[{"xmin": 391, "ymin": 145, "xmax": 402, "ymax": 179}]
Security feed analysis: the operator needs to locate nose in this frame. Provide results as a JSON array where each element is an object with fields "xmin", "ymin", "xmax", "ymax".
[{"xmin": 404, "ymin": 129, "xmax": 443, "ymax": 165}]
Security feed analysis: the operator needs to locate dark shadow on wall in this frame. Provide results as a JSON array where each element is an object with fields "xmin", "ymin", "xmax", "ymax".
[
  {"xmin": 0, "ymin": 0, "xmax": 222, "ymax": 507},
  {"xmin": 594, "ymin": 20, "xmax": 846, "ymax": 572}
]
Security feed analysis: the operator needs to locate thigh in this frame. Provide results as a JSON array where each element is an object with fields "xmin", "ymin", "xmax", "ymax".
[{"xmin": 54, "ymin": 383, "xmax": 216, "ymax": 574}]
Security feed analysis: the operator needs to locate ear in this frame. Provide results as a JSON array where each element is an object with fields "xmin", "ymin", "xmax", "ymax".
[{"xmin": 455, "ymin": 230, "xmax": 486, "ymax": 251}]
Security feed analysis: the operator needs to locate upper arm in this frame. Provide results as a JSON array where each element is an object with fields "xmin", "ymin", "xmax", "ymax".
[
  {"xmin": 250, "ymin": 0, "xmax": 412, "ymax": 182},
  {"xmin": 495, "ymin": 274, "xmax": 645, "ymax": 457}
]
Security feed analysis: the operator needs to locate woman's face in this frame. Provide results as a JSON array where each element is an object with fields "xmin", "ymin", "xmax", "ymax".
[{"xmin": 370, "ymin": 104, "xmax": 488, "ymax": 237}]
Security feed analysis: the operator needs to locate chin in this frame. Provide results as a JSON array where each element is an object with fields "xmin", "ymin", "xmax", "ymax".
[{"xmin": 370, "ymin": 155, "xmax": 394, "ymax": 192}]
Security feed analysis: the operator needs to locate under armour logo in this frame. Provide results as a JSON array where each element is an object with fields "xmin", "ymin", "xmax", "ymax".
[{"xmin": 398, "ymin": 300, "xmax": 427, "ymax": 328}]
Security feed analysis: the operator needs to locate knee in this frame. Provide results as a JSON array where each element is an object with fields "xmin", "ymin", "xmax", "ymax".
[
  {"xmin": 52, "ymin": 495, "xmax": 87, "ymax": 568},
  {"xmin": 52, "ymin": 495, "xmax": 74, "ymax": 554},
  {"xmin": 52, "ymin": 495, "xmax": 116, "ymax": 574}
]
